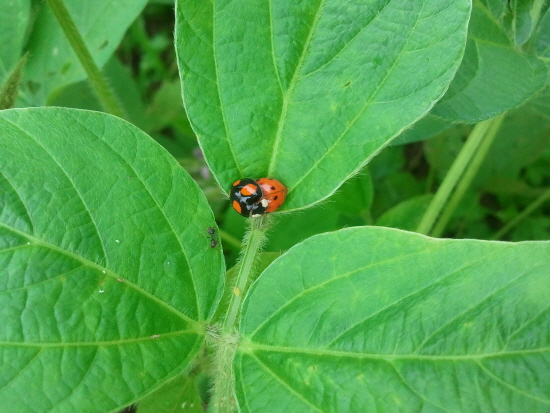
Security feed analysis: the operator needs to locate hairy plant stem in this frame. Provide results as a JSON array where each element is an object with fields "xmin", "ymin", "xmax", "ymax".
[
  {"xmin": 223, "ymin": 216, "xmax": 271, "ymax": 333},
  {"xmin": 491, "ymin": 186, "xmax": 550, "ymax": 240},
  {"xmin": 209, "ymin": 216, "xmax": 271, "ymax": 413},
  {"xmin": 416, "ymin": 118, "xmax": 494, "ymax": 235},
  {"xmin": 207, "ymin": 327, "xmax": 239, "ymax": 413},
  {"xmin": 431, "ymin": 114, "xmax": 505, "ymax": 237},
  {"xmin": 46, "ymin": 0, "xmax": 125, "ymax": 118}
]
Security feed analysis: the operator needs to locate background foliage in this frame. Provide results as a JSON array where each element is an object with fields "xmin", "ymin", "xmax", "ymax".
[{"xmin": 1, "ymin": 0, "xmax": 549, "ymax": 412}]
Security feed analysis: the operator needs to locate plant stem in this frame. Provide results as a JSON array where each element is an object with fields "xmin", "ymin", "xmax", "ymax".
[
  {"xmin": 46, "ymin": 0, "xmax": 125, "ymax": 118},
  {"xmin": 416, "ymin": 118, "xmax": 494, "ymax": 235},
  {"xmin": 223, "ymin": 216, "xmax": 270, "ymax": 333},
  {"xmin": 491, "ymin": 186, "xmax": 550, "ymax": 240},
  {"xmin": 431, "ymin": 114, "xmax": 505, "ymax": 237},
  {"xmin": 207, "ymin": 327, "xmax": 239, "ymax": 413},
  {"xmin": 209, "ymin": 216, "xmax": 271, "ymax": 413},
  {"xmin": 0, "ymin": 53, "xmax": 28, "ymax": 110}
]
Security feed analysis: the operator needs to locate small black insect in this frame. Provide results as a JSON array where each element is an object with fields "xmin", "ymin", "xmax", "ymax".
[{"xmin": 207, "ymin": 227, "xmax": 218, "ymax": 248}]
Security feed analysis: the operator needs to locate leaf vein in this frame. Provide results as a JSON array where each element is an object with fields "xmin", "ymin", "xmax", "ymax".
[
  {"xmin": 70, "ymin": 115, "xmax": 202, "ymax": 321},
  {"xmin": 412, "ymin": 258, "xmax": 548, "ymax": 354},
  {"xmin": 267, "ymin": 0, "xmax": 327, "ymax": 176},
  {"xmin": 476, "ymin": 360, "xmax": 550, "ymax": 405},
  {"xmin": 0, "ymin": 117, "xmax": 109, "ymax": 264},
  {"xmin": 0, "ymin": 170, "xmax": 35, "ymax": 234},
  {"xmin": 287, "ymin": 0, "xmax": 428, "ymax": 194},
  {"xmin": 248, "ymin": 352, "xmax": 327, "ymax": 413},
  {"xmin": 0, "ymin": 222, "xmax": 199, "ymax": 327}
]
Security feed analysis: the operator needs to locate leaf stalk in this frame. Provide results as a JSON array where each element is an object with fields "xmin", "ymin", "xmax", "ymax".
[
  {"xmin": 431, "ymin": 114, "xmax": 505, "ymax": 237},
  {"xmin": 46, "ymin": 0, "xmax": 125, "ymax": 118},
  {"xmin": 417, "ymin": 117, "xmax": 494, "ymax": 235},
  {"xmin": 223, "ymin": 216, "xmax": 270, "ymax": 333}
]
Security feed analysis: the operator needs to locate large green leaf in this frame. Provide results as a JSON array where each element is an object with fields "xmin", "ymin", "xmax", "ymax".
[
  {"xmin": 0, "ymin": 0, "xmax": 30, "ymax": 84},
  {"xmin": 0, "ymin": 108, "xmax": 224, "ymax": 412},
  {"xmin": 19, "ymin": 0, "xmax": 148, "ymax": 106},
  {"xmin": 176, "ymin": 0, "xmax": 470, "ymax": 211},
  {"xmin": 376, "ymin": 193, "xmax": 434, "ymax": 230},
  {"xmin": 433, "ymin": 0, "xmax": 548, "ymax": 122},
  {"xmin": 138, "ymin": 373, "xmax": 204, "ymax": 413},
  {"xmin": 236, "ymin": 227, "xmax": 550, "ymax": 413}
]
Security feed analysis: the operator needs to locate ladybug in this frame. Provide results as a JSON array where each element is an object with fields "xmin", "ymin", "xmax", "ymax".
[
  {"xmin": 256, "ymin": 178, "xmax": 288, "ymax": 213},
  {"xmin": 229, "ymin": 178, "xmax": 287, "ymax": 217}
]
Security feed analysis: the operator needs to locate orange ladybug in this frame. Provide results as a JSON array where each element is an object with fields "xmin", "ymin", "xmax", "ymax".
[{"xmin": 255, "ymin": 178, "xmax": 288, "ymax": 213}]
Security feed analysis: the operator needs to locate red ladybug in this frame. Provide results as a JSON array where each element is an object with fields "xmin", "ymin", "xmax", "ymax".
[
  {"xmin": 229, "ymin": 178, "xmax": 287, "ymax": 217},
  {"xmin": 256, "ymin": 178, "xmax": 288, "ymax": 213}
]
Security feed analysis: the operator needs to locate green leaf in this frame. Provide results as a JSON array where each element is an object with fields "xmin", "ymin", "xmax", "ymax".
[
  {"xmin": 508, "ymin": 0, "xmax": 532, "ymax": 46},
  {"xmin": 0, "ymin": 108, "xmax": 224, "ymax": 412},
  {"xmin": 176, "ymin": 0, "xmax": 470, "ymax": 211},
  {"xmin": 138, "ymin": 373, "xmax": 204, "ymax": 413},
  {"xmin": 20, "ymin": 0, "xmax": 148, "ymax": 106},
  {"xmin": 433, "ymin": 0, "xmax": 548, "ymax": 122},
  {"xmin": 478, "ymin": 0, "xmax": 508, "ymax": 20},
  {"xmin": 236, "ymin": 227, "xmax": 550, "ymax": 413},
  {"xmin": 0, "ymin": 0, "xmax": 30, "ymax": 84},
  {"xmin": 426, "ymin": 102, "xmax": 550, "ymax": 190},
  {"xmin": 49, "ymin": 56, "xmax": 149, "ymax": 131},
  {"xmin": 376, "ymin": 193, "xmax": 434, "ymax": 231},
  {"xmin": 475, "ymin": 104, "xmax": 550, "ymax": 186},
  {"xmin": 535, "ymin": 8, "xmax": 550, "ymax": 58},
  {"xmin": 391, "ymin": 114, "xmax": 454, "ymax": 146}
]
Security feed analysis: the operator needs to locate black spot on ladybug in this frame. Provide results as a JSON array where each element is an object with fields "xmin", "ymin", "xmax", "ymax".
[
  {"xmin": 273, "ymin": 196, "xmax": 278, "ymax": 200},
  {"xmin": 271, "ymin": 186, "xmax": 275, "ymax": 190}
]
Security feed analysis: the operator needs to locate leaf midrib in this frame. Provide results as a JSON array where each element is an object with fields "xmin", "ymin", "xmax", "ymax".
[
  {"xmin": 266, "ymin": 0, "xmax": 327, "ymax": 176},
  {"xmin": 70, "ymin": 115, "xmax": 203, "ymax": 320},
  {"xmin": 287, "ymin": 0, "xmax": 428, "ymax": 195},
  {"xmin": 0, "ymin": 221, "xmax": 200, "ymax": 328},
  {"xmin": 0, "ymin": 329, "xmax": 201, "ymax": 348},
  {"xmin": 240, "ymin": 342, "xmax": 550, "ymax": 361},
  {"xmin": 0, "ymin": 116, "xmax": 109, "ymax": 264}
]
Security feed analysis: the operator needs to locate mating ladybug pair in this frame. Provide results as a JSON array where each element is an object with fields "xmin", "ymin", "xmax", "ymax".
[{"xmin": 230, "ymin": 178, "xmax": 287, "ymax": 217}]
